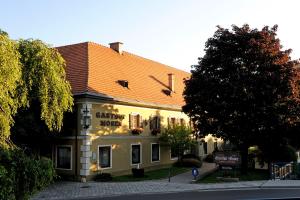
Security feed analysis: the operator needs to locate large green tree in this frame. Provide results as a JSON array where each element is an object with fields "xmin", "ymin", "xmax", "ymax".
[
  {"xmin": 0, "ymin": 32, "xmax": 74, "ymax": 148},
  {"xmin": 0, "ymin": 31, "xmax": 25, "ymax": 147},
  {"xmin": 183, "ymin": 24, "xmax": 300, "ymax": 173}
]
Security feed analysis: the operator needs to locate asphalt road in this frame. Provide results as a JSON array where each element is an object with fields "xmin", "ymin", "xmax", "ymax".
[{"xmin": 82, "ymin": 188, "xmax": 300, "ymax": 200}]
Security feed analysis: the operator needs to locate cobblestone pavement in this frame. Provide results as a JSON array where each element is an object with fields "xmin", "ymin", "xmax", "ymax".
[
  {"xmin": 31, "ymin": 181, "xmax": 267, "ymax": 200},
  {"xmin": 31, "ymin": 180, "xmax": 300, "ymax": 200},
  {"xmin": 31, "ymin": 161, "xmax": 300, "ymax": 200}
]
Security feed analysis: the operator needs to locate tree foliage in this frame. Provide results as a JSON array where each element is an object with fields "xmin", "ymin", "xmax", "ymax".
[
  {"xmin": 0, "ymin": 31, "xmax": 73, "ymax": 147},
  {"xmin": 0, "ymin": 32, "xmax": 24, "ymax": 147},
  {"xmin": 17, "ymin": 39, "xmax": 73, "ymax": 132},
  {"xmin": 183, "ymin": 24, "xmax": 300, "ymax": 171},
  {"xmin": 159, "ymin": 125, "xmax": 196, "ymax": 157}
]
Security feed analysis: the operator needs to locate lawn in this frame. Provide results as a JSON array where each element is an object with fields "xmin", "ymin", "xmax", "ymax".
[
  {"xmin": 197, "ymin": 169, "xmax": 269, "ymax": 183},
  {"xmin": 112, "ymin": 166, "xmax": 190, "ymax": 182}
]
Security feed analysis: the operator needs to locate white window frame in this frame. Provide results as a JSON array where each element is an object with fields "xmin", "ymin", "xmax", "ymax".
[
  {"xmin": 131, "ymin": 143, "xmax": 142, "ymax": 166},
  {"xmin": 151, "ymin": 143, "xmax": 160, "ymax": 163},
  {"xmin": 150, "ymin": 115, "xmax": 161, "ymax": 130},
  {"xmin": 98, "ymin": 145, "xmax": 112, "ymax": 169},
  {"xmin": 130, "ymin": 112, "xmax": 141, "ymax": 129},
  {"xmin": 55, "ymin": 145, "xmax": 72, "ymax": 170},
  {"xmin": 170, "ymin": 147, "xmax": 179, "ymax": 161},
  {"xmin": 168, "ymin": 116, "xmax": 177, "ymax": 128}
]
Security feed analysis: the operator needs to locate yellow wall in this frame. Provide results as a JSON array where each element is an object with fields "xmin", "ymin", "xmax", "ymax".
[
  {"xmin": 90, "ymin": 103, "xmax": 189, "ymax": 136},
  {"xmin": 87, "ymin": 102, "xmax": 189, "ymax": 175},
  {"xmin": 54, "ymin": 100, "xmax": 222, "ymax": 179}
]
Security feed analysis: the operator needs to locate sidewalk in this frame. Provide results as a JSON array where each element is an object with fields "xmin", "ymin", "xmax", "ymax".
[
  {"xmin": 31, "ymin": 180, "xmax": 300, "ymax": 200},
  {"xmin": 31, "ymin": 162, "xmax": 300, "ymax": 200},
  {"xmin": 158, "ymin": 162, "xmax": 218, "ymax": 183}
]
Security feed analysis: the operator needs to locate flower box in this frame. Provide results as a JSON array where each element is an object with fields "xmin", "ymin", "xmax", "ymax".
[
  {"xmin": 131, "ymin": 128, "xmax": 143, "ymax": 135},
  {"xmin": 132, "ymin": 168, "xmax": 144, "ymax": 177},
  {"xmin": 151, "ymin": 129, "xmax": 161, "ymax": 136}
]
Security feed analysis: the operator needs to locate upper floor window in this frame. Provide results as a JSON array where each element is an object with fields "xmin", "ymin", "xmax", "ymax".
[
  {"xmin": 168, "ymin": 117, "xmax": 177, "ymax": 128},
  {"xmin": 150, "ymin": 116, "xmax": 161, "ymax": 131},
  {"xmin": 129, "ymin": 114, "xmax": 143, "ymax": 129},
  {"xmin": 180, "ymin": 118, "xmax": 185, "ymax": 126}
]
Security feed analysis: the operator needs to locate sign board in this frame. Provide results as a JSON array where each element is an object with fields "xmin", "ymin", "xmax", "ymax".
[
  {"xmin": 214, "ymin": 151, "xmax": 241, "ymax": 166},
  {"xmin": 95, "ymin": 112, "xmax": 125, "ymax": 127},
  {"xmin": 192, "ymin": 167, "xmax": 199, "ymax": 177}
]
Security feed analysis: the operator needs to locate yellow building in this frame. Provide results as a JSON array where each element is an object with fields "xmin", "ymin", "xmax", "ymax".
[{"xmin": 54, "ymin": 42, "xmax": 218, "ymax": 181}]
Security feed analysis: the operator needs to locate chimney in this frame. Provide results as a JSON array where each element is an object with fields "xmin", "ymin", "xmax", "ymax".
[
  {"xmin": 168, "ymin": 73, "xmax": 175, "ymax": 92},
  {"xmin": 109, "ymin": 42, "xmax": 123, "ymax": 54}
]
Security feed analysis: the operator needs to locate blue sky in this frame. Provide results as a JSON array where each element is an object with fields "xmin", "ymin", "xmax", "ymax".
[{"xmin": 1, "ymin": 0, "xmax": 300, "ymax": 72}]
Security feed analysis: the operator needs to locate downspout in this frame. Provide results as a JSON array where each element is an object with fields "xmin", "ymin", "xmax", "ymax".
[{"xmin": 75, "ymin": 104, "xmax": 78, "ymax": 180}]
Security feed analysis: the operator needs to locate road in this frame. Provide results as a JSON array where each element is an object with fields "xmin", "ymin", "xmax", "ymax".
[{"xmin": 79, "ymin": 188, "xmax": 300, "ymax": 200}]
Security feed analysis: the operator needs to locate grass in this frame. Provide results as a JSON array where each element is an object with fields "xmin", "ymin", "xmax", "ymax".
[
  {"xmin": 112, "ymin": 166, "xmax": 190, "ymax": 182},
  {"xmin": 197, "ymin": 169, "xmax": 269, "ymax": 183}
]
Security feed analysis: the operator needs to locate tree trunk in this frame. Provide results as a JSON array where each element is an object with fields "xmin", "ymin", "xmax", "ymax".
[{"xmin": 240, "ymin": 145, "xmax": 249, "ymax": 175}]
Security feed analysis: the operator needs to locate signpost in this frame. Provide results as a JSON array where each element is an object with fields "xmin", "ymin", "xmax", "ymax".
[
  {"xmin": 214, "ymin": 151, "xmax": 241, "ymax": 178},
  {"xmin": 192, "ymin": 167, "xmax": 199, "ymax": 180},
  {"xmin": 214, "ymin": 151, "xmax": 241, "ymax": 166}
]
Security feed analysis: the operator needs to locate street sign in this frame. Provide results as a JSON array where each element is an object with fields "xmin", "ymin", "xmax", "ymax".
[
  {"xmin": 214, "ymin": 151, "xmax": 241, "ymax": 166},
  {"xmin": 192, "ymin": 167, "xmax": 199, "ymax": 179}
]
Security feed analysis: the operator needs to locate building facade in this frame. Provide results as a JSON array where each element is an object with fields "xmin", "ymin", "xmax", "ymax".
[{"xmin": 54, "ymin": 42, "xmax": 218, "ymax": 181}]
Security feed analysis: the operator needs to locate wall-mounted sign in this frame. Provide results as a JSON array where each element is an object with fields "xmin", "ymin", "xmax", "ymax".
[
  {"xmin": 96, "ymin": 112, "xmax": 125, "ymax": 127},
  {"xmin": 214, "ymin": 152, "xmax": 241, "ymax": 166}
]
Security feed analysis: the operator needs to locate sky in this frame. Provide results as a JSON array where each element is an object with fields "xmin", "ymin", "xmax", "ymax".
[{"xmin": 1, "ymin": 0, "xmax": 300, "ymax": 72}]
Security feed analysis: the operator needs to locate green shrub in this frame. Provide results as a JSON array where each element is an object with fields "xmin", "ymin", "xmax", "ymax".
[
  {"xmin": 273, "ymin": 145, "xmax": 297, "ymax": 162},
  {"xmin": 94, "ymin": 172, "xmax": 112, "ymax": 182},
  {"xmin": 204, "ymin": 154, "xmax": 214, "ymax": 163},
  {"xmin": 0, "ymin": 148, "xmax": 56, "ymax": 200},
  {"xmin": 180, "ymin": 158, "xmax": 203, "ymax": 168},
  {"xmin": 174, "ymin": 154, "xmax": 203, "ymax": 168},
  {"xmin": 181, "ymin": 154, "xmax": 201, "ymax": 161},
  {"xmin": 0, "ymin": 165, "xmax": 14, "ymax": 200}
]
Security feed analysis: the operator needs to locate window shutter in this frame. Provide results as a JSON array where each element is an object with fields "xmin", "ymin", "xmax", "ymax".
[
  {"xmin": 157, "ymin": 117, "xmax": 161, "ymax": 130},
  {"xmin": 139, "ymin": 115, "xmax": 143, "ymax": 128},
  {"xmin": 167, "ymin": 117, "xmax": 170, "ymax": 128},
  {"xmin": 176, "ymin": 118, "xmax": 180, "ymax": 125},
  {"xmin": 129, "ymin": 114, "xmax": 133, "ymax": 129},
  {"xmin": 149, "ymin": 116, "xmax": 153, "ymax": 130}
]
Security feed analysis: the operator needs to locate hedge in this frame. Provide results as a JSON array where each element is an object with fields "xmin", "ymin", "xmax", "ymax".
[{"xmin": 0, "ymin": 148, "xmax": 56, "ymax": 200}]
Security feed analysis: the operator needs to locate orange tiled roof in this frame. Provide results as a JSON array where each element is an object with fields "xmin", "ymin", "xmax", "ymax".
[{"xmin": 57, "ymin": 42, "xmax": 190, "ymax": 108}]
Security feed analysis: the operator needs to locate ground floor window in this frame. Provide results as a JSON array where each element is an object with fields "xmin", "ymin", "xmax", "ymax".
[
  {"xmin": 214, "ymin": 141, "xmax": 218, "ymax": 151},
  {"xmin": 56, "ymin": 146, "xmax": 72, "ymax": 170},
  {"xmin": 171, "ymin": 146, "xmax": 179, "ymax": 160},
  {"xmin": 203, "ymin": 142, "xmax": 208, "ymax": 154},
  {"xmin": 151, "ymin": 143, "xmax": 160, "ymax": 162},
  {"xmin": 131, "ymin": 144, "xmax": 141, "ymax": 164},
  {"xmin": 99, "ymin": 145, "xmax": 112, "ymax": 168}
]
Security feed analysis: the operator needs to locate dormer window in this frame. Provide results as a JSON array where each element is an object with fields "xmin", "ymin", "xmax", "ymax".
[{"xmin": 118, "ymin": 80, "xmax": 129, "ymax": 88}]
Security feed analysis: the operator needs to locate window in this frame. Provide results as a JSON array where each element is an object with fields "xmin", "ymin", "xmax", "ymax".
[
  {"xmin": 168, "ymin": 117, "xmax": 176, "ymax": 128},
  {"xmin": 129, "ymin": 114, "xmax": 142, "ymax": 129},
  {"xmin": 180, "ymin": 118, "xmax": 185, "ymax": 126},
  {"xmin": 151, "ymin": 143, "xmax": 160, "ymax": 162},
  {"xmin": 56, "ymin": 146, "xmax": 72, "ymax": 170},
  {"xmin": 214, "ymin": 142, "xmax": 218, "ymax": 151},
  {"xmin": 131, "ymin": 144, "xmax": 141, "ymax": 164},
  {"xmin": 170, "ymin": 146, "xmax": 179, "ymax": 160},
  {"xmin": 203, "ymin": 142, "xmax": 208, "ymax": 154},
  {"xmin": 99, "ymin": 146, "xmax": 112, "ymax": 168},
  {"xmin": 150, "ymin": 116, "xmax": 161, "ymax": 130}
]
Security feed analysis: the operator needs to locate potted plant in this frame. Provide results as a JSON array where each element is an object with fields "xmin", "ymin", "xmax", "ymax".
[
  {"xmin": 132, "ymin": 165, "xmax": 144, "ymax": 177},
  {"xmin": 131, "ymin": 128, "xmax": 143, "ymax": 135},
  {"xmin": 151, "ymin": 129, "xmax": 161, "ymax": 136}
]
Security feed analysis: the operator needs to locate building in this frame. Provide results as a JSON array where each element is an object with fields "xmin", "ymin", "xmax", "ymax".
[{"xmin": 54, "ymin": 42, "xmax": 218, "ymax": 181}]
